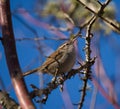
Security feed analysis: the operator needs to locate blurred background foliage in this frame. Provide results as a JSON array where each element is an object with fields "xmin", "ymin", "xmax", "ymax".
[{"xmin": 36, "ymin": 0, "xmax": 117, "ymax": 35}]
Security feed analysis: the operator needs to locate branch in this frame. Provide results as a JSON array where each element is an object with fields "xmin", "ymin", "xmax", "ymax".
[
  {"xmin": 15, "ymin": 37, "xmax": 69, "ymax": 42},
  {"xmin": 77, "ymin": 0, "xmax": 112, "ymax": 109},
  {"xmin": 0, "ymin": 90, "xmax": 20, "ymax": 109},
  {"xmin": 29, "ymin": 58, "xmax": 95, "ymax": 103},
  {"xmin": 0, "ymin": 0, "xmax": 35, "ymax": 109},
  {"xmin": 77, "ymin": 0, "xmax": 120, "ymax": 34},
  {"xmin": 78, "ymin": 15, "xmax": 96, "ymax": 109}
]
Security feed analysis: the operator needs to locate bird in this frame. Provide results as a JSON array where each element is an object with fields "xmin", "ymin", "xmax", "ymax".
[{"xmin": 23, "ymin": 37, "xmax": 77, "ymax": 77}]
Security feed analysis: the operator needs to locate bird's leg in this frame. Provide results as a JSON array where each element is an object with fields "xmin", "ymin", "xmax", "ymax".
[{"xmin": 51, "ymin": 68, "xmax": 59, "ymax": 83}]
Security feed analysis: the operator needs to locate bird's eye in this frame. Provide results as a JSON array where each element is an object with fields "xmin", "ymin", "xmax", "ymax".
[{"xmin": 66, "ymin": 43, "xmax": 69, "ymax": 45}]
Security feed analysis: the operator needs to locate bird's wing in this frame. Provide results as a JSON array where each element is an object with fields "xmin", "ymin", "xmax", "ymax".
[{"xmin": 47, "ymin": 50, "xmax": 64, "ymax": 60}]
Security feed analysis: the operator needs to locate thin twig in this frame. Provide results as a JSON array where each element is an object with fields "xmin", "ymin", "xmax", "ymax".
[
  {"xmin": 77, "ymin": 0, "xmax": 112, "ymax": 109},
  {"xmin": 15, "ymin": 37, "xmax": 69, "ymax": 41},
  {"xmin": 78, "ymin": 15, "xmax": 96, "ymax": 109}
]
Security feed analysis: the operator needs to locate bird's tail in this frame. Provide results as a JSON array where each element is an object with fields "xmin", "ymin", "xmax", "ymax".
[{"xmin": 23, "ymin": 67, "xmax": 41, "ymax": 77}]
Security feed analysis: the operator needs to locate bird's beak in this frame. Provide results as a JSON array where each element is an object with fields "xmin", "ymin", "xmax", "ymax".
[{"xmin": 72, "ymin": 36, "xmax": 78, "ymax": 42}]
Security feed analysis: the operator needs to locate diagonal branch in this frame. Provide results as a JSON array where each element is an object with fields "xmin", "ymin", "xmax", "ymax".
[
  {"xmin": 0, "ymin": 0, "xmax": 35, "ymax": 109},
  {"xmin": 76, "ymin": 0, "xmax": 120, "ymax": 33}
]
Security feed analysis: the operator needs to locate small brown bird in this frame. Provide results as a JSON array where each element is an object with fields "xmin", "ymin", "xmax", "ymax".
[{"xmin": 23, "ymin": 37, "xmax": 77, "ymax": 77}]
